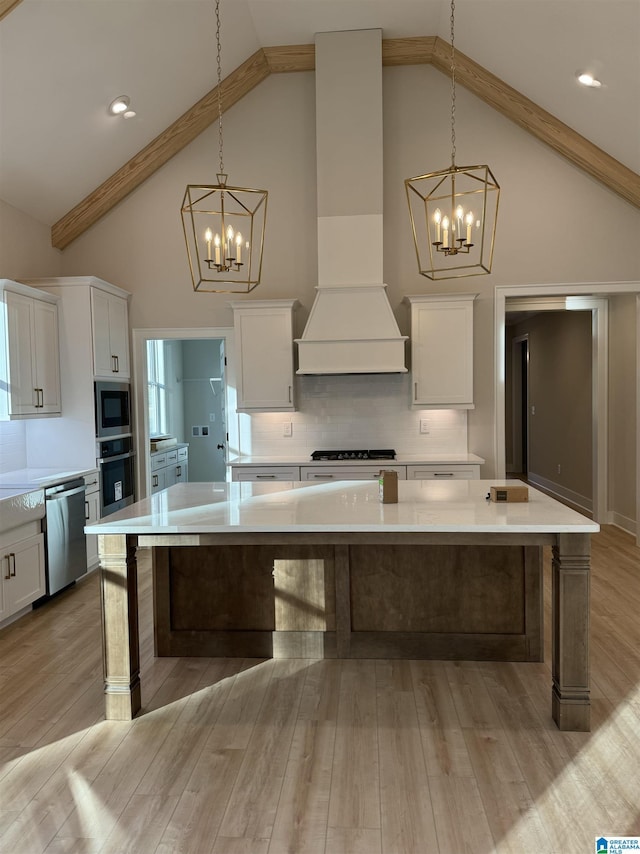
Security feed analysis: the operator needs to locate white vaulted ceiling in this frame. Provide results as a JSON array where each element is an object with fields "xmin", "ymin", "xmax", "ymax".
[{"xmin": 0, "ymin": 0, "xmax": 639, "ymax": 234}]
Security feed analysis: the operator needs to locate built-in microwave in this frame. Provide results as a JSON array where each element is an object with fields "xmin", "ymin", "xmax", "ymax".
[{"xmin": 95, "ymin": 380, "xmax": 131, "ymax": 439}]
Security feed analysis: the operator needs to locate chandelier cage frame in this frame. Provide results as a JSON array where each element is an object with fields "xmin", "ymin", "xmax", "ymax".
[
  {"xmin": 181, "ymin": 0, "xmax": 268, "ymax": 293},
  {"xmin": 404, "ymin": 0, "xmax": 499, "ymax": 280},
  {"xmin": 406, "ymin": 164, "xmax": 500, "ymax": 280}
]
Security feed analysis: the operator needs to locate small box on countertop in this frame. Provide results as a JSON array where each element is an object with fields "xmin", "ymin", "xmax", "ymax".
[
  {"xmin": 489, "ymin": 485, "xmax": 529, "ymax": 503},
  {"xmin": 379, "ymin": 470, "xmax": 398, "ymax": 504},
  {"xmin": 150, "ymin": 436, "xmax": 177, "ymax": 451}
]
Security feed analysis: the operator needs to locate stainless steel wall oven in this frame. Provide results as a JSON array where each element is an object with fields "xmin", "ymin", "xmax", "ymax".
[{"xmin": 97, "ymin": 435, "xmax": 135, "ymax": 516}]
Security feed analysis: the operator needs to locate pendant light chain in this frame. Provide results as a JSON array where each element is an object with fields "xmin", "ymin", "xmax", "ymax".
[
  {"xmin": 215, "ymin": 0, "xmax": 224, "ymax": 177},
  {"xmin": 450, "ymin": 0, "xmax": 457, "ymax": 168}
]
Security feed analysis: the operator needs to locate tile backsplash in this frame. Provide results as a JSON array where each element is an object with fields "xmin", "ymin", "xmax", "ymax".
[
  {"xmin": 0, "ymin": 421, "xmax": 27, "ymax": 473},
  {"xmin": 238, "ymin": 373, "xmax": 468, "ymax": 457}
]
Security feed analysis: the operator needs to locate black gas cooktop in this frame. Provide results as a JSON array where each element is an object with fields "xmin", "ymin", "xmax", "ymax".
[{"xmin": 310, "ymin": 449, "xmax": 396, "ymax": 461}]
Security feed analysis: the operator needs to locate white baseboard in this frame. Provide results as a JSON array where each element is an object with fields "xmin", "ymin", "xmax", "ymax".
[
  {"xmin": 527, "ymin": 472, "xmax": 592, "ymax": 515},
  {"xmin": 610, "ymin": 511, "xmax": 637, "ymax": 537}
]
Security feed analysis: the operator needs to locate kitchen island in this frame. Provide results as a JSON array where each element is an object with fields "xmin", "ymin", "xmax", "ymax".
[{"xmin": 87, "ymin": 479, "xmax": 598, "ymax": 731}]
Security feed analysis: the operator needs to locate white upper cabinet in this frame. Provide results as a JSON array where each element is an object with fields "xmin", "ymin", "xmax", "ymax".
[
  {"xmin": 0, "ymin": 281, "xmax": 61, "ymax": 419},
  {"xmin": 91, "ymin": 288, "xmax": 130, "ymax": 379},
  {"xmin": 230, "ymin": 300, "xmax": 298, "ymax": 412},
  {"xmin": 405, "ymin": 294, "xmax": 477, "ymax": 409}
]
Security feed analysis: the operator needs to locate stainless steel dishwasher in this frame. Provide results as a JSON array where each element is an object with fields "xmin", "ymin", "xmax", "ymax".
[{"xmin": 42, "ymin": 478, "xmax": 87, "ymax": 597}]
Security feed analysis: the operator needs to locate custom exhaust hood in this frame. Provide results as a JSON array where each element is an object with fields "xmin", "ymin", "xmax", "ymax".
[{"xmin": 295, "ymin": 29, "xmax": 408, "ymax": 375}]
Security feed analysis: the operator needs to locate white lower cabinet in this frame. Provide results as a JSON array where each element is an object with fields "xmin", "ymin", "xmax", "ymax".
[
  {"xmin": 300, "ymin": 465, "xmax": 407, "ymax": 482},
  {"xmin": 0, "ymin": 523, "xmax": 45, "ymax": 624},
  {"xmin": 84, "ymin": 470, "xmax": 100, "ymax": 571},
  {"xmin": 406, "ymin": 464, "xmax": 480, "ymax": 480},
  {"xmin": 151, "ymin": 446, "xmax": 189, "ymax": 494}
]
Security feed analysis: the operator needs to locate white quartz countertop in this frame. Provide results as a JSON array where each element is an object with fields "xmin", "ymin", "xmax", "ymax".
[
  {"xmin": 227, "ymin": 453, "xmax": 485, "ymax": 466},
  {"xmin": 85, "ymin": 479, "xmax": 598, "ymax": 535},
  {"xmin": 0, "ymin": 467, "xmax": 97, "ymax": 488}
]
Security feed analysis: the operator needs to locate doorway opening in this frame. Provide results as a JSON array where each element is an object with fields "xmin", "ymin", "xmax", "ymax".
[
  {"xmin": 132, "ymin": 327, "xmax": 237, "ymax": 499},
  {"xmin": 508, "ymin": 334, "xmax": 529, "ymax": 480}
]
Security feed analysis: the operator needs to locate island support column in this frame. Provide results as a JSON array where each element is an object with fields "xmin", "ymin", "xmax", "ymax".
[
  {"xmin": 552, "ymin": 533, "xmax": 591, "ymax": 731},
  {"xmin": 99, "ymin": 533, "xmax": 141, "ymax": 720}
]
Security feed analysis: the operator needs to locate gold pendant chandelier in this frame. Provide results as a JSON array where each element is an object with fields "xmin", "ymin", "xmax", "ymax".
[
  {"xmin": 405, "ymin": 0, "xmax": 499, "ymax": 280},
  {"xmin": 181, "ymin": 0, "xmax": 268, "ymax": 293}
]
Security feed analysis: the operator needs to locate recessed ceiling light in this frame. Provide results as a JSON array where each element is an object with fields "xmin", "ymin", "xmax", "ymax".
[
  {"xmin": 108, "ymin": 95, "xmax": 131, "ymax": 115},
  {"xmin": 577, "ymin": 72, "xmax": 602, "ymax": 88}
]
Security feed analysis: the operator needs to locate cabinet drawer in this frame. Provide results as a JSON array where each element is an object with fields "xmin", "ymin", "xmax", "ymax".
[
  {"xmin": 83, "ymin": 470, "xmax": 100, "ymax": 494},
  {"xmin": 232, "ymin": 466, "xmax": 300, "ymax": 482},
  {"xmin": 151, "ymin": 453, "xmax": 167, "ymax": 471},
  {"xmin": 300, "ymin": 465, "xmax": 406, "ymax": 481},
  {"xmin": 407, "ymin": 465, "xmax": 479, "ymax": 480},
  {"xmin": 178, "ymin": 447, "xmax": 188, "ymax": 461},
  {"xmin": 166, "ymin": 450, "xmax": 178, "ymax": 464}
]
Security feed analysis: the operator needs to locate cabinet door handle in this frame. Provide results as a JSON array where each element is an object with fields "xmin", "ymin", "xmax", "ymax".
[
  {"xmin": 256, "ymin": 474, "xmax": 276, "ymax": 479},
  {"xmin": 115, "ymin": 355, "xmax": 119, "ymax": 373},
  {"xmin": 39, "ymin": 388, "xmax": 44, "ymax": 407},
  {"xmin": 176, "ymin": 465, "xmax": 181, "ymax": 476},
  {"xmin": 85, "ymin": 500, "xmax": 90, "ymax": 521},
  {"xmin": 414, "ymin": 382, "xmax": 418, "ymax": 402},
  {"xmin": 313, "ymin": 474, "xmax": 334, "ymax": 479},
  {"xmin": 288, "ymin": 385, "xmax": 292, "ymax": 403},
  {"xmin": 433, "ymin": 472, "xmax": 454, "ymax": 477},
  {"xmin": 34, "ymin": 388, "xmax": 39, "ymax": 407},
  {"xmin": 4, "ymin": 555, "xmax": 10, "ymax": 581},
  {"xmin": 9, "ymin": 553, "xmax": 16, "ymax": 577},
  {"xmin": 152, "ymin": 474, "xmax": 158, "ymax": 487}
]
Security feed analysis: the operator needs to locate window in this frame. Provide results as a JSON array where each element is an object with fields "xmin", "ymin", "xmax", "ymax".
[{"xmin": 147, "ymin": 340, "xmax": 168, "ymax": 437}]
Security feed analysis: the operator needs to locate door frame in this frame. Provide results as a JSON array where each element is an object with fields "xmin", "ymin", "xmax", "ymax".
[
  {"xmin": 494, "ymin": 282, "xmax": 640, "ymax": 535},
  {"xmin": 132, "ymin": 327, "xmax": 237, "ymax": 499}
]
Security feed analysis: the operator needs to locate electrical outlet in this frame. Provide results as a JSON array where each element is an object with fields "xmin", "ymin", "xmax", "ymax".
[
  {"xmin": 283, "ymin": 421, "xmax": 292, "ymax": 437},
  {"xmin": 420, "ymin": 419, "xmax": 430, "ymax": 434},
  {"xmin": 209, "ymin": 413, "xmax": 216, "ymax": 422}
]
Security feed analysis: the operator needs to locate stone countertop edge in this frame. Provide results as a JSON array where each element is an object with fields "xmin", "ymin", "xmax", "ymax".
[{"xmin": 227, "ymin": 453, "xmax": 486, "ymax": 466}]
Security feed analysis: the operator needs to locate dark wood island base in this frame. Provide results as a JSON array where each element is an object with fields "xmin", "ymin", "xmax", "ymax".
[{"xmin": 98, "ymin": 529, "xmax": 591, "ymax": 731}]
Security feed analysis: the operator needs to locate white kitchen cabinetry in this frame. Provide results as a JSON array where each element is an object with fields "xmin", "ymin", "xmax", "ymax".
[
  {"xmin": 406, "ymin": 464, "xmax": 480, "ymax": 480},
  {"xmin": 300, "ymin": 465, "xmax": 407, "ymax": 482},
  {"xmin": 18, "ymin": 277, "xmax": 132, "ymax": 472},
  {"xmin": 84, "ymin": 470, "xmax": 100, "ymax": 571},
  {"xmin": 230, "ymin": 300, "xmax": 297, "ymax": 412},
  {"xmin": 232, "ymin": 465, "xmax": 300, "ymax": 482},
  {"xmin": 0, "ymin": 523, "xmax": 45, "ymax": 624},
  {"xmin": 0, "ymin": 281, "xmax": 61, "ymax": 419},
  {"xmin": 405, "ymin": 294, "xmax": 477, "ymax": 408},
  {"xmin": 91, "ymin": 288, "xmax": 130, "ymax": 379},
  {"xmin": 151, "ymin": 446, "xmax": 189, "ymax": 493}
]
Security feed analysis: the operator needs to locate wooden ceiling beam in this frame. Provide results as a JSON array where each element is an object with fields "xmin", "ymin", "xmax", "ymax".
[
  {"xmin": 430, "ymin": 37, "xmax": 640, "ymax": 210},
  {"xmin": 52, "ymin": 49, "xmax": 270, "ymax": 250},
  {"xmin": 0, "ymin": 0, "xmax": 24, "ymax": 20},
  {"xmin": 51, "ymin": 36, "xmax": 639, "ymax": 250}
]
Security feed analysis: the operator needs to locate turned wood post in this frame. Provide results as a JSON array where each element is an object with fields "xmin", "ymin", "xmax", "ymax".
[
  {"xmin": 99, "ymin": 533, "xmax": 141, "ymax": 720},
  {"xmin": 551, "ymin": 532, "xmax": 591, "ymax": 731}
]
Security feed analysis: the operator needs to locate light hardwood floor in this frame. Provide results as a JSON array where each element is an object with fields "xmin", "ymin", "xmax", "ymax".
[{"xmin": 0, "ymin": 525, "xmax": 639, "ymax": 854}]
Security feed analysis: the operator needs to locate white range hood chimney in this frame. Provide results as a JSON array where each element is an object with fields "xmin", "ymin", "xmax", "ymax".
[{"xmin": 295, "ymin": 29, "xmax": 407, "ymax": 374}]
